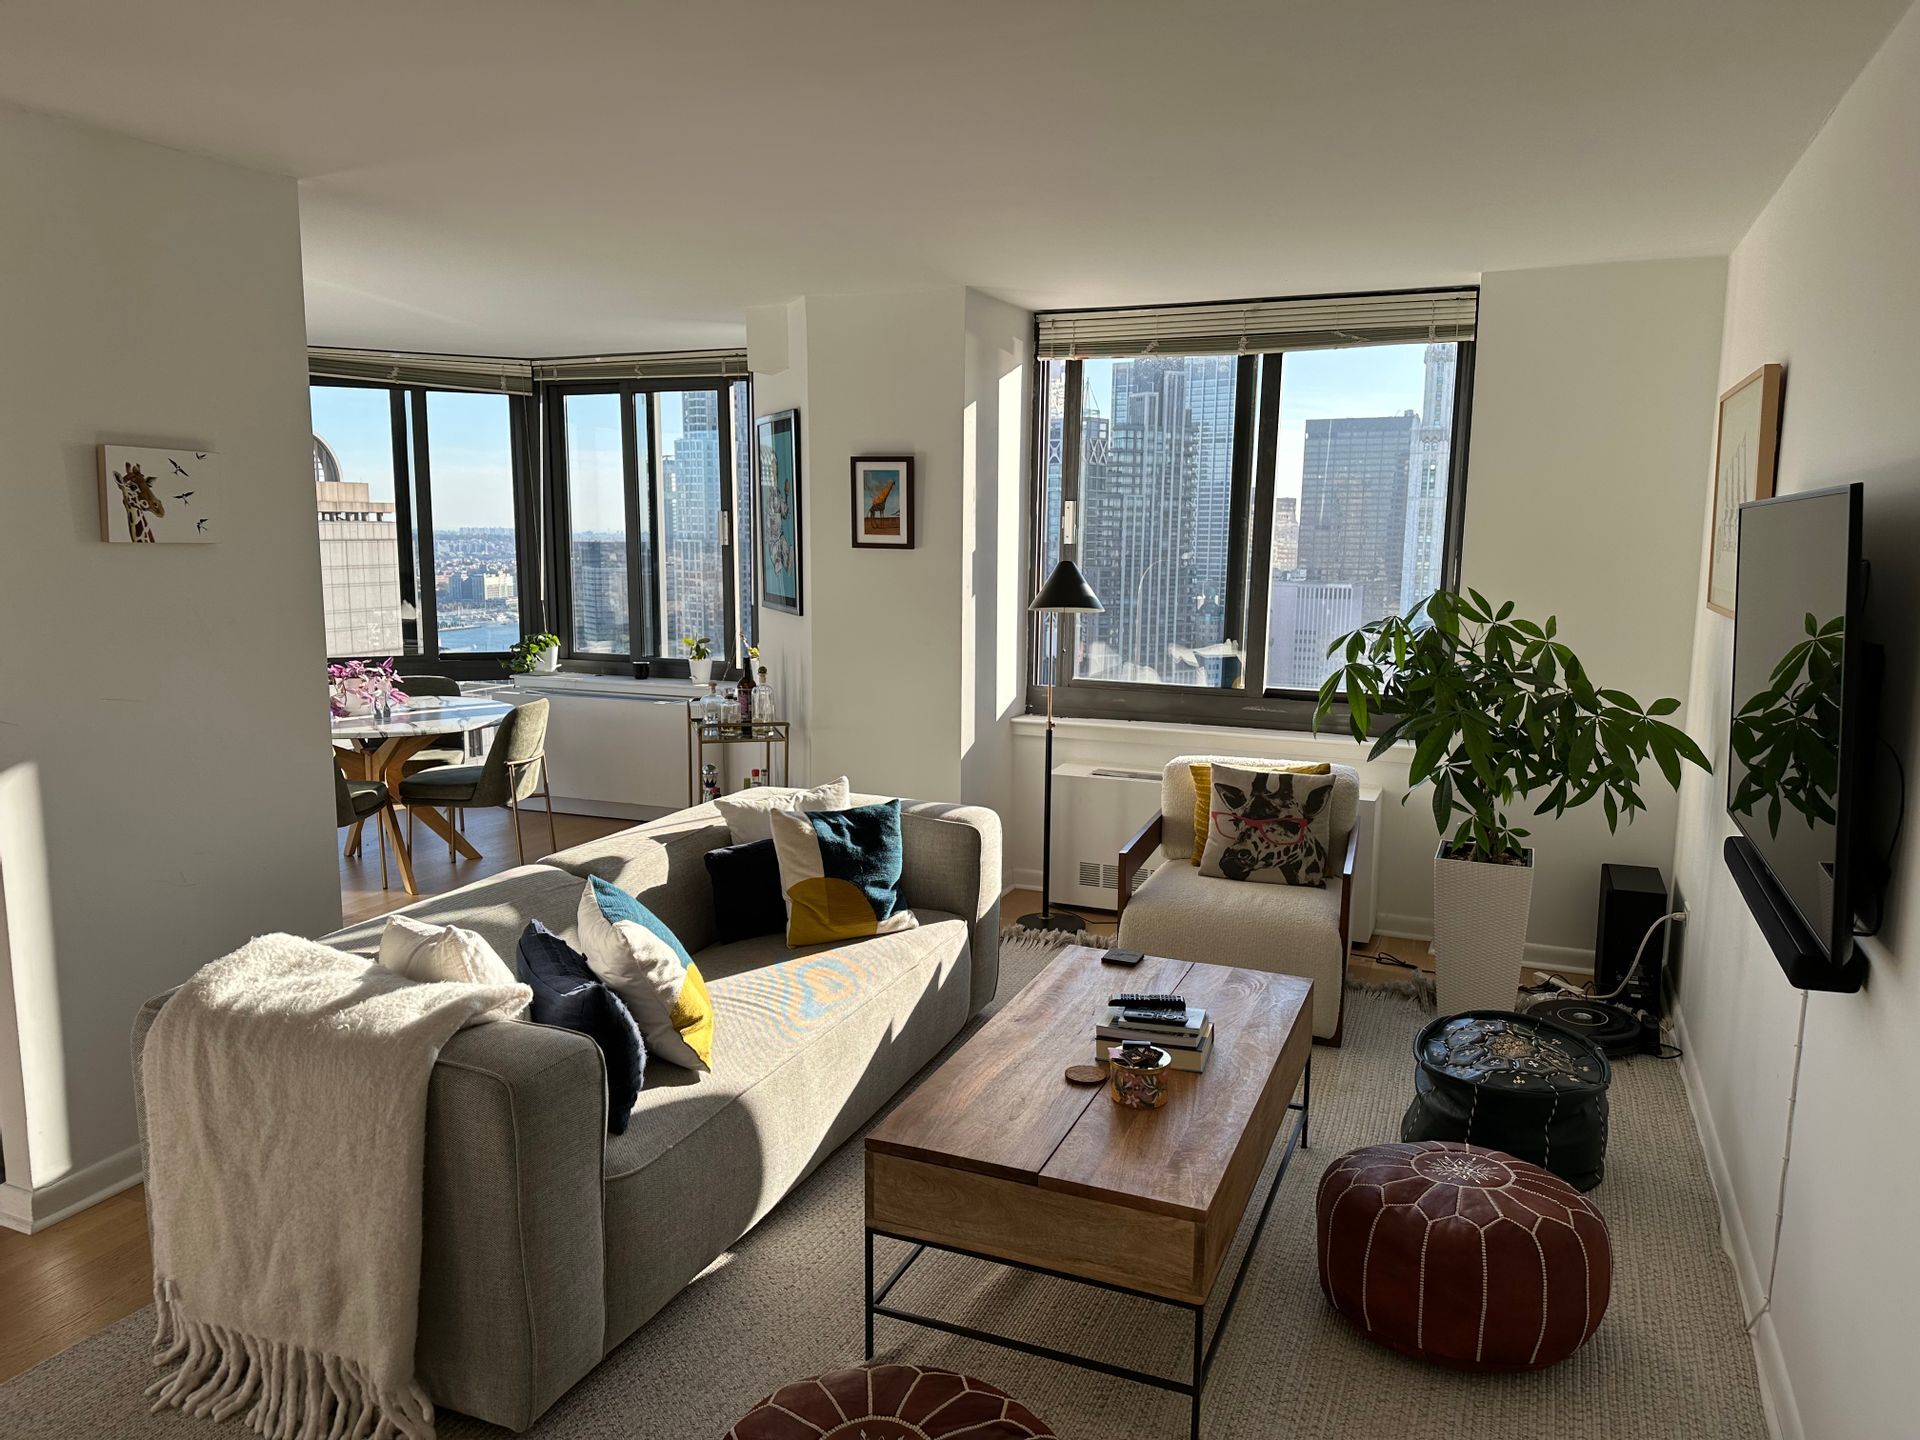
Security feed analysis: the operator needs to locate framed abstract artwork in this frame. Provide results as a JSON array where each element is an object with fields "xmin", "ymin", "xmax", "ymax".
[
  {"xmin": 98, "ymin": 445, "xmax": 218, "ymax": 543},
  {"xmin": 756, "ymin": 409, "xmax": 803, "ymax": 615},
  {"xmin": 850, "ymin": 455, "xmax": 915, "ymax": 550},
  {"xmin": 1706, "ymin": 364, "xmax": 1783, "ymax": 616}
]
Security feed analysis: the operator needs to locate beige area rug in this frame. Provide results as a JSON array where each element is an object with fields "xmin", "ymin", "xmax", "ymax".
[{"xmin": 0, "ymin": 933, "xmax": 1767, "ymax": 1440}]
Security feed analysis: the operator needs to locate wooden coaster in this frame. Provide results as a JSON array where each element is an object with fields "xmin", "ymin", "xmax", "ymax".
[{"xmin": 1064, "ymin": 1063, "xmax": 1108, "ymax": 1086}]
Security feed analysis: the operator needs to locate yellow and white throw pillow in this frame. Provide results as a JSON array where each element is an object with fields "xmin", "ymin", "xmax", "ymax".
[
  {"xmin": 768, "ymin": 800, "xmax": 918, "ymax": 948},
  {"xmin": 576, "ymin": 876, "xmax": 713, "ymax": 1070}
]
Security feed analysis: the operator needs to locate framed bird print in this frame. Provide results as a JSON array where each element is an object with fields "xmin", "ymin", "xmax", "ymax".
[
  {"xmin": 850, "ymin": 455, "xmax": 915, "ymax": 550},
  {"xmin": 1706, "ymin": 365, "xmax": 1783, "ymax": 616},
  {"xmin": 99, "ymin": 445, "xmax": 218, "ymax": 543}
]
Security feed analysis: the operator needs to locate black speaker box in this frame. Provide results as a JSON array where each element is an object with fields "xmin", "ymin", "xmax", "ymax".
[{"xmin": 1594, "ymin": 863, "xmax": 1668, "ymax": 1052}]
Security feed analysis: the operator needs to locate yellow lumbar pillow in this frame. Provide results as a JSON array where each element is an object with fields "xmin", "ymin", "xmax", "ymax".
[{"xmin": 1190, "ymin": 760, "xmax": 1331, "ymax": 864}]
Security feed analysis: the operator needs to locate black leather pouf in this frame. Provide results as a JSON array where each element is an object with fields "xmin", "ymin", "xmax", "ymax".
[{"xmin": 1401, "ymin": 1010, "xmax": 1613, "ymax": 1191}]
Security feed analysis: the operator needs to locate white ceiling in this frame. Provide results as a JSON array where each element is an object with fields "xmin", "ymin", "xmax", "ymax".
[{"xmin": 0, "ymin": 0, "xmax": 1905, "ymax": 356}]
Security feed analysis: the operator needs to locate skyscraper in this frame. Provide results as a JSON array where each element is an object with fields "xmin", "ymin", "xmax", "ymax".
[
  {"xmin": 1074, "ymin": 355, "xmax": 1236, "ymax": 686},
  {"xmin": 1296, "ymin": 412, "xmax": 1418, "ymax": 622},
  {"xmin": 1400, "ymin": 343, "xmax": 1457, "ymax": 609},
  {"xmin": 314, "ymin": 435, "xmax": 402, "ymax": 656},
  {"xmin": 661, "ymin": 389, "xmax": 725, "ymax": 653},
  {"xmin": 1266, "ymin": 579, "xmax": 1363, "ymax": 692}
]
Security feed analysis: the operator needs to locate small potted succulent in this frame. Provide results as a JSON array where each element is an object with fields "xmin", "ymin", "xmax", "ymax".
[
  {"xmin": 506, "ymin": 632, "xmax": 561, "ymax": 675},
  {"xmin": 684, "ymin": 636, "xmax": 714, "ymax": 683}
]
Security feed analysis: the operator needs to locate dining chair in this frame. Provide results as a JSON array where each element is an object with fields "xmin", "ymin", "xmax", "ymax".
[
  {"xmin": 399, "ymin": 673, "xmax": 472, "ymax": 827},
  {"xmin": 398, "ymin": 697, "xmax": 557, "ymax": 865},
  {"xmin": 335, "ymin": 756, "xmax": 394, "ymax": 889}
]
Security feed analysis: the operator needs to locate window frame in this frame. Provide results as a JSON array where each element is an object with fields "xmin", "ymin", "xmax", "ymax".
[
  {"xmin": 310, "ymin": 377, "xmax": 541, "ymax": 679},
  {"xmin": 540, "ymin": 375, "xmax": 751, "ymax": 678},
  {"xmin": 1027, "ymin": 337, "xmax": 1476, "ymax": 733}
]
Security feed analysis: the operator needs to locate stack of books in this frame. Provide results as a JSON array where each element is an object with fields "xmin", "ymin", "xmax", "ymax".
[{"xmin": 1095, "ymin": 997, "xmax": 1214, "ymax": 1073}]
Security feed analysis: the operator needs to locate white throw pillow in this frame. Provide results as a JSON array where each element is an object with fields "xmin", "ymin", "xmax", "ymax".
[
  {"xmin": 378, "ymin": 914, "xmax": 521, "ymax": 992},
  {"xmin": 575, "ymin": 877, "xmax": 712, "ymax": 1071},
  {"xmin": 713, "ymin": 776, "xmax": 853, "ymax": 844}
]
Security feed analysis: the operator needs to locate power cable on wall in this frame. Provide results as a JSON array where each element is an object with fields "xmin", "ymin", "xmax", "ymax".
[{"xmin": 1745, "ymin": 988, "xmax": 1810, "ymax": 1335}]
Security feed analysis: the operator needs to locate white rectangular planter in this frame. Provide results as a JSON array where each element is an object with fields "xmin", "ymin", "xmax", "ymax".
[{"xmin": 1432, "ymin": 843, "xmax": 1536, "ymax": 1016}]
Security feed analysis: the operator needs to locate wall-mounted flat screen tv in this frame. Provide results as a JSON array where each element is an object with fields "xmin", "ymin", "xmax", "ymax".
[{"xmin": 1723, "ymin": 482, "xmax": 1874, "ymax": 991}]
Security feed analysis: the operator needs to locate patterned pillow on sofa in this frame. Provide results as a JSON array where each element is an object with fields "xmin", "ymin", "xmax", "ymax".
[{"xmin": 1198, "ymin": 763, "xmax": 1335, "ymax": 886}]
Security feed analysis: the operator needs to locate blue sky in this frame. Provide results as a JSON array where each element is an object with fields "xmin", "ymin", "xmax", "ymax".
[{"xmin": 310, "ymin": 385, "xmax": 518, "ymax": 530}]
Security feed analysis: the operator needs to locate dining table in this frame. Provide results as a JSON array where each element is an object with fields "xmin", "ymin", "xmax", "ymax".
[{"xmin": 331, "ymin": 695, "xmax": 517, "ymax": 896}]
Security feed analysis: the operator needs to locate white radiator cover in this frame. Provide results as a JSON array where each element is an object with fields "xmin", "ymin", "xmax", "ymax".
[{"xmin": 1051, "ymin": 763, "xmax": 1381, "ymax": 941}]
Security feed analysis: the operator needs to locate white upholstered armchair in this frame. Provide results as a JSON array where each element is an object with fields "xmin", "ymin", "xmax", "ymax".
[{"xmin": 1116, "ymin": 755, "xmax": 1359, "ymax": 1045}]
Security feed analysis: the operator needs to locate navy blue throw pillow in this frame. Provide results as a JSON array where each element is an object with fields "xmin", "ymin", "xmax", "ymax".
[
  {"xmin": 705, "ymin": 838, "xmax": 788, "ymax": 942},
  {"xmin": 516, "ymin": 920, "xmax": 645, "ymax": 1134}
]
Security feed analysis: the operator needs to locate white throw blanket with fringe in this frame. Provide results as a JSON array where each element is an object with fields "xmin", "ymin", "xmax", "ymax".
[{"xmin": 140, "ymin": 933, "xmax": 531, "ymax": 1440}]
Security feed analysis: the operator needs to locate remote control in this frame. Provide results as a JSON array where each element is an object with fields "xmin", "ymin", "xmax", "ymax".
[{"xmin": 1109, "ymin": 993, "xmax": 1186, "ymax": 1013}]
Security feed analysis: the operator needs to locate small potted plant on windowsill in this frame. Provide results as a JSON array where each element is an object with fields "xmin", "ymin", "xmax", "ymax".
[
  {"xmin": 684, "ymin": 636, "xmax": 714, "ymax": 683},
  {"xmin": 1315, "ymin": 588, "xmax": 1711, "ymax": 1014},
  {"xmin": 506, "ymin": 632, "xmax": 562, "ymax": 675}
]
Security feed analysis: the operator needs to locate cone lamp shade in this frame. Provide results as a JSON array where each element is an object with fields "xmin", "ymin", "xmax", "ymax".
[{"xmin": 1020, "ymin": 561, "xmax": 1104, "ymax": 932}]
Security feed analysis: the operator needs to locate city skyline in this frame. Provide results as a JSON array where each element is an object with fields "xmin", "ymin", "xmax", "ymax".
[{"xmin": 1047, "ymin": 340, "xmax": 1458, "ymax": 694}]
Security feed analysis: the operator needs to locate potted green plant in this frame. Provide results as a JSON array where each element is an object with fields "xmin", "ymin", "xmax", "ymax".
[
  {"xmin": 684, "ymin": 636, "xmax": 714, "ymax": 683},
  {"xmin": 1315, "ymin": 589, "xmax": 1711, "ymax": 1013},
  {"xmin": 506, "ymin": 632, "xmax": 561, "ymax": 675}
]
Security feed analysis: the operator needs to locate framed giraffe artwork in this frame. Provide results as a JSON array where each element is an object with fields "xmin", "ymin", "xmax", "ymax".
[
  {"xmin": 850, "ymin": 454, "xmax": 916, "ymax": 550},
  {"xmin": 98, "ymin": 445, "xmax": 219, "ymax": 543}
]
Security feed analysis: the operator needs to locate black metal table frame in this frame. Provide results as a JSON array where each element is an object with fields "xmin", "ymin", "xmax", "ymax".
[{"xmin": 864, "ymin": 1057, "xmax": 1310, "ymax": 1440}]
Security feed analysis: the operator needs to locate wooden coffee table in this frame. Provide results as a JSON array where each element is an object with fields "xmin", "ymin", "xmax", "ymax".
[{"xmin": 864, "ymin": 945, "xmax": 1313, "ymax": 1440}]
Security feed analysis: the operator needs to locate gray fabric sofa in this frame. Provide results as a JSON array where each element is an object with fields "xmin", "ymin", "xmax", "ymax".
[{"xmin": 131, "ymin": 797, "xmax": 1001, "ymax": 1431}]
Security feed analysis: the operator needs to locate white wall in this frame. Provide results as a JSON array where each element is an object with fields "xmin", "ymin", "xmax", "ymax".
[
  {"xmin": 1462, "ymin": 258, "xmax": 1727, "ymax": 948},
  {"xmin": 751, "ymin": 288, "xmax": 1029, "ymax": 812},
  {"xmin": 0, "ymin": 103, "xmax": 340, "ymax": 1226},
  {"xmin": 1669, "ymin": 6, "xmax": 1920, "ymax": 1435},
  {"xmin": 960, "ymin": 292, "xmax": 1031, "ymax": 824},
  {"xmin": 1009, "ymin": 258, "xmax": 1726, "ymax": 961},
  {"xmin": 803, "ymin": 289, "xmax": 968, "ymax": 799},
  {"xmin": 749, "ymin": 299, "xmax": 814, "ymax": 784}
]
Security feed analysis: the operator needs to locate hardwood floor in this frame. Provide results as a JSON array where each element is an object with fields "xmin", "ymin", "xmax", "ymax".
[
  {"xmin": 0, "ymin": 873, "xmax": 1434, "ymax": 1385},
  {"xmin": 339, "ymin": 803, "xmax": 630, "ymax": 926},
  {"xmin": 0, "ymin": 1186, "xmax": 151, "ymax": 1383}
]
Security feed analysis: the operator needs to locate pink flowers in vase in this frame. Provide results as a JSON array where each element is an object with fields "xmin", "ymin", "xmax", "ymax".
[{"xmin": 328, "ymin": 658, "xmax": 409, "ymax": 718}]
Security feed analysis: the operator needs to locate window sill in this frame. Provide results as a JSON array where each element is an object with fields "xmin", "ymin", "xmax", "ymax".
[
  {"xmin": 498, "ymin": 673, "xmax": 705, "ymax": 702},
  {"xmin": 1010, "ymin": 711, "xmax": 1412, "ymax": 760}
]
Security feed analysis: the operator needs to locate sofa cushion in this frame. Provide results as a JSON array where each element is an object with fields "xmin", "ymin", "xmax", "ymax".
[
  {"xmin": 598, "ymin": 910, "xmax": 975, "ymax": 1342},
  {"xmin": 543, "ymin": 810, "xmax": 730, "ymax": 954},
  {"xmin": 1187, "ymin": 760, "xmax": 1329, "ymax": 864},
  {"xmin": 770, "ymin": 800, "xmax": 917, "ymax": 947},
  {"xmin": 579, "ymin": 877, "xmax": 713, "ymax": 1072},
  {"xmin": 705, "ymin": 838, "xmax": 787, "ymax": 943},
  {"xmin": 517, "ymin": 920, "xmax": 646, "ymax": 1135},
  {"xmin": 714, "ymin": 777, "xmax": 852, "ymax": 844},
  {"xmin": 1118, "ymin": 859, "xmax": 1344, "ymax": 1039},
  {"xmin": 379, "ymin": 913, "xmax": 522, "ymax": 990},
  {"xmin": 601, "ymin": 911, "xmax": 969, "ymax": 1179},
  {"xmin": 324, "ymin": 863, "xmax": 591, "ymax": 966}
]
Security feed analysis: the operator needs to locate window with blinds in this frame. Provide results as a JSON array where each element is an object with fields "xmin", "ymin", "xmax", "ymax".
[{"xmin": 1031, "ymin": 288, "xmax": 1477, "ymax": 729}]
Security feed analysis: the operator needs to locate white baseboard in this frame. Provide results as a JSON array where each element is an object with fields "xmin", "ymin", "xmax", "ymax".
[
  {"xmin": 0, "ymin": 1144, "xmax": 143, "ymax": 1234},
  {"xmin": 1372, "ymin": 917, "xmax": 1594, "ymax": 976},
  {"xmin": 549, "ymin": 797, "xmax": 674, "ymax": 823},
  {"xmin": 1671, "ymin": 1001, "xmax": 1797, "ymax": 1440}
]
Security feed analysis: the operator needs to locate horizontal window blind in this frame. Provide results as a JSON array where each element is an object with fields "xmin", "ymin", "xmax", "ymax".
[
  {"xmin": 308, "ymin": 347, "xmax": 533, "ymax": 395},
  {"xmin": 1035, "ymin": 288, "xmax": 1477, "ymax": 360},
  {"xmin": 532, "ymin": 349, "xmax": 749, "ymax": 383}
]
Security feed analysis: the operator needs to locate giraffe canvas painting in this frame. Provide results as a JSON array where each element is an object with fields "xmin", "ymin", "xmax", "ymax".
[{"xmin": 98, "ymin": 445, "xmax": 219, "ymax": 543}]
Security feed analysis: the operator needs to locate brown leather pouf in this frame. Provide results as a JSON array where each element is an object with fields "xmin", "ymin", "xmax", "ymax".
[
  {"xmin": 1316, "ymin": 1140, "xmax": 1611, "ymax": 1370},
  {"xmin": 723, "ymin": 1364, "xmax": 1056, "ymax": 1439}
]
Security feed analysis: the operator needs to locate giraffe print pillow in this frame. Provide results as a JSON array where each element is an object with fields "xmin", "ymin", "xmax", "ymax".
[{"xmin": 1198, "ymin": 763, "xmax": 1335, "ymax": 887}]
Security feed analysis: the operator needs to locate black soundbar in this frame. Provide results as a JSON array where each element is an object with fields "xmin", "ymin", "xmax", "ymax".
[{"xmin": 1723, "ymin": 835, "xmax": 1868, "ymax": 993}]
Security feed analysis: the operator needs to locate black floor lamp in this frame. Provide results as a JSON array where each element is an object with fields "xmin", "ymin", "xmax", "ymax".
[{"xmin": 1018, "ymin": 559, "xmax": 1104, "ymax": 932}]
